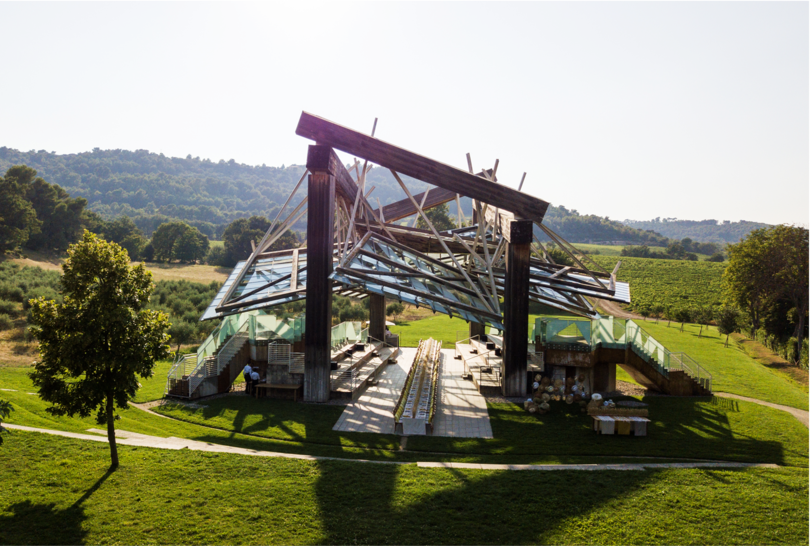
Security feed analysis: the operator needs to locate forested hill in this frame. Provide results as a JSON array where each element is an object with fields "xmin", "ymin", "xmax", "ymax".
[
  {"xmin": 0, "ymin": 147, "xmax": 431, "ymax": 238},
  {"xmin": 0, "ymin": 146, "xmax": 667, "ymax": 245},
  {"xmin": 621, "ymin": 218, "xmax": 772, "ymax": 244}
]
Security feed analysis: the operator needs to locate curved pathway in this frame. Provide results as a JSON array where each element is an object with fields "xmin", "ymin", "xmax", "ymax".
[
  {"xmin": 714, "ymin": 392, "xmax": 809, "ymax": 428},
  {"xmin": 4, "ymin": 424, "xmax": 781, "ymax": 471}
]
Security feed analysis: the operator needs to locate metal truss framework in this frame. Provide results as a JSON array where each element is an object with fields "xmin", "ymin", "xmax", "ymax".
[{"xmin": 203, "ymin": 112, "xmax": 630, "ymax": 400}]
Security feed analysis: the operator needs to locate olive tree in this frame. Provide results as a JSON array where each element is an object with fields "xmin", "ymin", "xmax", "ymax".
[{"xmin": 28, "ymin": 232, "xmax": 170, "ymax": 468}]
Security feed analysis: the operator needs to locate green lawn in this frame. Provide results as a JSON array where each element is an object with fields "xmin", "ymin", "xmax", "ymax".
[
  {"xmin": 633, "ymin": 321, "xmax": 809, "ymax": 410},
  {"xmin": 390, "ymin": 314, "xmax": 471, "ymax": 347},
  {"xmin": 131, "ymin": 359, "xmax": 174, "ymax": 403},
  {"xmin": 1, "ymin": 431, "xmax": 807, "ymax": 545}
]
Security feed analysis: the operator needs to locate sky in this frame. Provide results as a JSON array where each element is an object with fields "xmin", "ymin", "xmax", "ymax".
[{"xmin": 1, "ymin": 2, "xmax": 807, "ymax": 226}]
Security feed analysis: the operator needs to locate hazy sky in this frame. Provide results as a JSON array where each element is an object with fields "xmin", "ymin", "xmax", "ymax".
[{"xmin": 2, "ymin": 2, "xmax": 807, "ymax": 225}]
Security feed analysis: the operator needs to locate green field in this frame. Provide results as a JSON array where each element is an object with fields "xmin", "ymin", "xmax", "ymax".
[
  {"xmin": 592, "ymin": 256, "xmax": 725, "ymax": 314},
  {"xmin": 2, "ymin": 432, "xmax": 806, "ymax": 545},
  {"xmin": 629, "ymin": 321, "xmax": 808, "ymax": 410},
  {"xmin": 131, "ymin": 359, "xmax": 174, "ymax": 403}
]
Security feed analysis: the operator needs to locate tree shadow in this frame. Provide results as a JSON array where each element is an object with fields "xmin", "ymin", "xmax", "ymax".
[{"xmin": 0, "ymin": 468, "xmax": 114, "ymax": 545}]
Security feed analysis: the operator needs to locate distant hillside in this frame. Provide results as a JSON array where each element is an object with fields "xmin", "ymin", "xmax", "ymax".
[
  {"xmin": 1, "ymin": 146, "xmax": 668, "ymax": 246},
  {"xmin": 0, "ymin": 147, "xmax": 432, "ymax": 238},
  {"xmin": 621, "ymin": 218, "xmax": 772, "ymax": 244},
  {"xmin": 541, "ymin": 206, "xmax": 669, "ymax": 246}
]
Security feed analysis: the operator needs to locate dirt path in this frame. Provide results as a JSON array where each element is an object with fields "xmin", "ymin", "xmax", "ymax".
[
  {"xmin": 3, "ymin": 424, "xmax": 781, "ymax": 471},
  {"xmin": 592, "ymin": 298, "xmax": 644, "ymax": 319},
  {"xmin": 713, "ymin": 392, "xmax": 809, "ymax": 428}
]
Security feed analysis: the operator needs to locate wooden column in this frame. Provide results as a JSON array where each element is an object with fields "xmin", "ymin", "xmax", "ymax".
[
  {"xmin": 304, "ymin": 146, "xmax": 337, "ymax": 402},
  {"xmin": 369, "ymin": 294, "xmax": 386, "ymax": 342},
  {"xmin": 502, "ymin": 219, "xmax": 533, "ymax": 397},
  {"xmin": 469, "ymin": 321, "xmax": 486, "ymax": 341}
]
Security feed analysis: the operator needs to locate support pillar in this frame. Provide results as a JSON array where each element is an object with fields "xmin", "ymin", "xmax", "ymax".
[
  {"xmin": 502, "ymin": 219, "xmax": 533, "ymax": 397},
  {"xmin": 369, "ymin": 294, "xmax": 386, "ymax": 342},
  {"xmin": 469, "ymin": 321, "xmax": 486, "ymax": 341},
  {"xmin": 304, "ymin": 146, "xmax": 336, "ymax": 402}
]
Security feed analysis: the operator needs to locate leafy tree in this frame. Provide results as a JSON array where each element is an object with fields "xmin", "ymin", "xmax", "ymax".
[
  {"xmin": 545, "ymin": 247, "xmax": 575, "ymax": 267},
  {"xmin": 168, "ymin": 320, "xmax": 196, "ymax": 355},
  {"xmin": 674, "ymin": 308, "xmax": 692, "ymax": 331},
  {"xmin": 767, "ymin": 226, "xmax": 809, "ymax": 360},
  {"xmin": 0, "ymin": 399, "xmax": 11, "ymax": 445},
  {"xmin": 724, "ymin": 228, "xmax": 778, "ymax": 335},
  {"xmin": 0, "ymin": 166, "xmax": 40, "ymax": 251},
  {"xmin": 416, "ymin": 203, "xmax": 456, "ymax": 231},
  {"xmin": 222, "ymin": 215, "xmax": 298, "ymax": 267},
  {"xmin": 102, "ymin": 216, "xmax": 148, "ymax": 260},
  {"xmin": 28, "ymin": 232, "xmax": 170, "ymax": 468},
  {"xmin": 715, "ymin": 306, "xmax": 741, "ymax": 347},
  {"xmin": 692, "ymin": 306, "xmax": 713, "ymax": 338},
  {"xmin": 23, "ymin": 174, "xmax": 88, "ymax": 252},
  {"xmin": 386, "ymin": 302, "xmax": 404, "ymax": 320},
  {"xmin": 707, "ymin": 252, "xmax": 725, "ymax": 263},
  {"xmin": 150, "ymin": 221, "xmax": 209, "ymax": 263}
]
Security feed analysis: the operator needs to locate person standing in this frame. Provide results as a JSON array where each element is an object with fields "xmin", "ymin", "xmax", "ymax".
[
  {"xmin": 243, "ymin": 363, "xmax": 253, "ymax": 395},
  {"xmin": 250, "ymin": 368, "xmax": 260, "ymax": 397}
]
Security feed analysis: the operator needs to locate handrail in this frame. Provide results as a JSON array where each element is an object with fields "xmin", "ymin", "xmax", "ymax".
[{"xmin": 216, "ymin": 322, "xmax": 250, "ymax": 374}]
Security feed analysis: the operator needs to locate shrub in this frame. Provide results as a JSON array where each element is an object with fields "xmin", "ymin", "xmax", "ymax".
[
  {"xmin": 0, "ymin": 314, "xmax": 13, "ymax": 331},
  {"xmin": 0, "ymin": 299, "xmax": 17, "ymax": 316},
  {"xmin": 205, "ymin": 246, "xmax": 228, "ymax": 267}
]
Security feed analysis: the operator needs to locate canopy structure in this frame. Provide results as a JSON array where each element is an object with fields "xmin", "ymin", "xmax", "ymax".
[{"xmin": 204, "ymin": 112, "xmax": 630, "ymax": 401}]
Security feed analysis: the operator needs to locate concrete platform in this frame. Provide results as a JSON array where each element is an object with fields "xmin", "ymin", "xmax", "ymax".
[{"xmin": 333, "ymin": 348, "xmax": 494, "ymax": 438}]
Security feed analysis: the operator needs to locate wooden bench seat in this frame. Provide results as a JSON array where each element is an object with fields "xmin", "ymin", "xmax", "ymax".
[{"xmin": 254, "ymin": 383, "xmax": 303, "ymax": 401}]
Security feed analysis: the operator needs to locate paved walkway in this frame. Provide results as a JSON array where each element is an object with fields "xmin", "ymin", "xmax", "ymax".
[
  {"xmin": 714, "ymin": 392, "xmax": 809, "ymax": 428},
  {"xmin": 5, "ymin": 424, "xmax": 779, "ymax": 471},
  {"xmin": 432, "ymin": 352, "xmax": 493, "ymax": 438},
  {"xmin": 332, "ymin": 348, "xmax": 493, "ymax": 438},
  {"xmin": 332, "ymin": 348, "xmax": 413, "ymax": 434}
]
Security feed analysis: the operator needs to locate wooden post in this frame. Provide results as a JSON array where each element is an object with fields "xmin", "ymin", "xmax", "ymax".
[
  {"xmin": 469, "ymin": 321, "xmax": 487, "ymax": 341},
  {"xmin": 304, "ymin": 146, "xmax": 337, "ymax": 402},
  {"xmin": 502, "ymin": 219, "xmax": 533, "ymax": 397},
  {"xmin": 369, "ymin": 294, "xmax": 386, "ymax": 342}
]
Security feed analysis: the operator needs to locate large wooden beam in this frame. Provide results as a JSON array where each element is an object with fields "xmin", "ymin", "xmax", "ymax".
[
  {"xmin": 296, "ymin": 112, "xmax": 550, "ymax": 223},
  {"xmin": 307, "ymin": 145, "xmax": 359, "ymax": 203},
  {"xmin": 374, "ymin": 187, "xmax": 457, "ymax": 222},
  {"xmin": 304, "ymin": 153, "xmax": 336, "ymax": 403},
  {"xmin": 502, "ymin": 219, "xmax": 533, "ymax": 397}
]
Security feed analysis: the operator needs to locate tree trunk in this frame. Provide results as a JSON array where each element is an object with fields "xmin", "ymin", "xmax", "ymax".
[
  {"xmin": 725, "ymin": 334, "xmax": 729, "ymax": 348},
  {"xmin": 106, "ymin": 394, "xmax": 119, "ymax": 469},
  {"xmin": 794, "ymin": 311, "xmax": 805, "ymax": 365}
]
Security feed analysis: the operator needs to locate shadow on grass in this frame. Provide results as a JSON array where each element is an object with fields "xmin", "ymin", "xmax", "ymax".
[
  {"xmin": 406, "ymin": 396, "xmax": 795, "ymax": 466},
  {"xmin": 0, "ymin": 468, "xmax": 114, "ymax": 545},
  {"xmin": 311, "ymin": 459, "xmax": 656, "ymax": 544}
]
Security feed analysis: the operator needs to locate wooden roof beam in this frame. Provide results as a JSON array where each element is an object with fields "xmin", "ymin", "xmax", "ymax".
[{"xmin": 296, "ymin": 111, "xmax": 550, "ymax": 223}]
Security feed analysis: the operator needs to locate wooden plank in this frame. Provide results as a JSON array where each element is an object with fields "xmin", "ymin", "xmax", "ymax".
[
  {"xmin": 290, "ymin": 248, "xmax": 300, "ymax": 290},
  {"xmin": 306, "ymin": 145, "xmax": 359, "ymax": 202},
  {"xmin": 374, "ymin": 186, "xmax": 458, "ymax": 222},
  {"xmin": 296, "ymin": 112, "xmax": 550, "ymax": 222},
  {"xmin": 502, "ymin": 220, "xmax": 533, "ymax": 397},
  {"xmin": 304, "ymin": 169, "xmax": 335, "ymax": 403}
]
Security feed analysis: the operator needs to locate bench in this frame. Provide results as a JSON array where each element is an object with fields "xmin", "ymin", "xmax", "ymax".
[
  {"xmin": 592, "ymin": 415, "xmax": 650, "ymax": 436},
  {"xmin": 254, "ymin": 383, "xmax": 303, "ymax": 401}
]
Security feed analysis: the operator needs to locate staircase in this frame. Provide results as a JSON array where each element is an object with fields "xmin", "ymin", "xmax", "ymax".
[{"xmin": 166, "ymin": 328, "xmax": 251, "ymax": 400}]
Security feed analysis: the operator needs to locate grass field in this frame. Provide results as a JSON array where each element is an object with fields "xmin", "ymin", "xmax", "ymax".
[
  {"xmin": 2, "ymin": 432, "xmax": 806, "ymax": 546},
  {"xmin": 131, "ymin": 360, "xmax": 175, "ymax": 403},
  {"xmin": 633, "ymin": 321, "xmax": 808, "ymax": 410},
  {"xmin": 8, "ymin": 250, "xmax": 230, "ymax": 284}
]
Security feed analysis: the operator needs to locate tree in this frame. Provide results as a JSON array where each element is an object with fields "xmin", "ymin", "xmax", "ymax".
[
  {"xmin": 715, "ymin": 306, "xmax": 741, "ymax": 348},
  {"xmin": 674, "ymin": 308, "xmax": 692, "ymax": 332},
  {"xmin": 416, "ymin": 203, "xmax": 455, "ymax": 231},
  {"xmin": 724, "ymin": 228, "xmax": 779, "ymax": 335},
  {"xmin": 222, "ymin": 216, "xmax": 298, "ymax": 266},
  {"xmin": 0, "ymin": 399, "xmax": 11, "ymax": 445},
  {"xmin": 28, "ymin": 232, "xmax": 170, "ymax": 468},
  {"xmin": 386, "ymin": 302, "xmax": 404, "ymax": 321},
  {"xmin": 0, "ymin": 166, "xmax": 41, "ymax": 252},
  {"xmin": 150, "ymin": 221, "xmax": 209, "ymax": 263},
  {"xmin": 692, "ymin": 306, "xmax": 712, "ymax": 338},
  {"xmin": 767, "ymin": 226, "xmax": 809, "ymax": 361},
  {"xmin": 102, "ymin": 216, "xmax": 148, "ymax": 261},
  {"xmin": 168, "ymin": 321, "xmax": 196, "ymax": 355},
  {"xmin": 24, "ymin": 175, "xmax": 88, "ymax": 252}
]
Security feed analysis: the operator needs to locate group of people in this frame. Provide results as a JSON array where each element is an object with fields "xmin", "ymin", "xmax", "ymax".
[{"xmin": 243, "ymin": 364, "xmax": 261, "ymax": 396}]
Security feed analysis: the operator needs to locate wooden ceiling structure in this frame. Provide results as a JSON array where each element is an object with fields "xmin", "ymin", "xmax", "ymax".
[{"xmin": 206, "ymin": 112, "xmax": 629, "ymax": 402}]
